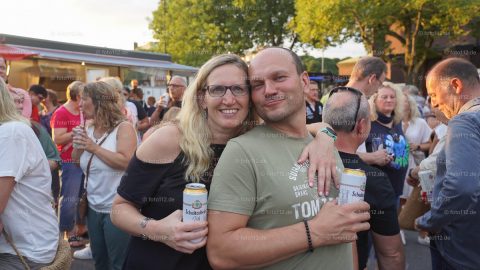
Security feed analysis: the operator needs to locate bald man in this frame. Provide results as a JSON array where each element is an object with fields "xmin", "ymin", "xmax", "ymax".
[
  {"xmin": 207, "ymin": 48, "xmax": 370, "ymax": 269},
  {"xmin": 416, "ymin": 58, "xmax": 480, "ymax": 270},
  {"xmin": 323, "ymin": 89, "xmax": 404, "ymax": 270}
]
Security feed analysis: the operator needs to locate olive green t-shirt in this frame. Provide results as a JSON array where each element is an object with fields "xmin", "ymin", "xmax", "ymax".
[{"xmin": 209, "ymin": 125, "xmax": 352, "ymax": 270}]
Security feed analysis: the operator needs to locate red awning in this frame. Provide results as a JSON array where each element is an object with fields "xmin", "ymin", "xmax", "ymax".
[{"xmin": 0, "ymin": 44, "xmax": 37, "ymax": 60}]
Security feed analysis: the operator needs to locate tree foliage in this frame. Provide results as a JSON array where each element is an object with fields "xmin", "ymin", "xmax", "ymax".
[
  {"xmin": 150, "ymin": 0, "xmax": 295, "ymax": 66},
  {"xmin": 300, "ymin": 55, "xmax": 339, "ymax": 74},
  {"xmin": 294, "ymin": 0, "xmax": 480, "ymax": 85}
]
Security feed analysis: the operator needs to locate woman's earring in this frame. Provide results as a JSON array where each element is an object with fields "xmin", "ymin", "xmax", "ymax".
[{"xmin": 202, "ymin": 108, "xmax": 208, "ymax": 119}]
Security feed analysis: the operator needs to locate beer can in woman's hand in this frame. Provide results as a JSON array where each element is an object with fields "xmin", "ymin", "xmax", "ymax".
[{"xmin": 183, "ymin": 183, "xmax": 208, "ymax": 243}]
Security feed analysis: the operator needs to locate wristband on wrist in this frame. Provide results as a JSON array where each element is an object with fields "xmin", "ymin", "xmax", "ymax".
[
  {"xmin": 140, "ymin": 216, "xmax": 153, "ymax": 240},
  {"xmin": 303, "ymin": 218, "xmax": 314, "ymax": 252},
  {"xmin": 140, "ymin": 216, "xmax": 152, "ymax": 228},
  {"xmin": 318, "ymin": 127, "xmax": 337, "ymax": 141}
]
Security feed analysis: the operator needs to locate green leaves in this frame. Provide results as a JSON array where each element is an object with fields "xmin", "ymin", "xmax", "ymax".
[
  {"xmin": 293, "ymin": 0, "xmax": 480, "ymax": 84},
  {"xmin": 150, "ymin": 0, "xmax": 295, "ymax": 66},
  {"xmin": 149, "ymin": 0, "xmax": 480, "ymax": 78}
]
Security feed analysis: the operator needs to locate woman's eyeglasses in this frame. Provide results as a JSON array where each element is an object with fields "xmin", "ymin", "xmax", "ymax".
[
  {"xmin": 329, "ymin": 86, "xmax": 364, "ymax": 131},
  {"xmin": 204, "ymin": 84, "xmax": 250, "ymax": 97}
]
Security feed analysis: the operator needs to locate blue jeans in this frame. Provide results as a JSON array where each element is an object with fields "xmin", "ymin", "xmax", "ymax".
[
  {"xmin": 58, "ymin": 162, "xmax": 84, "ymax": 231},
  {"xmin": 87, "ymin": 208, "xmax": 129, "ymax": 270},
  {"xmin": 430, "ymin": 238, "xmax": 455, "ymax": 270}
]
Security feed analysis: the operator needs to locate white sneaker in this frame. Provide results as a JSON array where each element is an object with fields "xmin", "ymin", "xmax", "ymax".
[
  {"xmin": 400, "ymin": 230, "xmax": 406, "ymax": 245},
  {"xmin": 73, "ymin": 244, "xmax": 92, "ymax": 260},
  {"xmin": 417, "ymin": 235, "xmax": 430, "ymax": 246}
]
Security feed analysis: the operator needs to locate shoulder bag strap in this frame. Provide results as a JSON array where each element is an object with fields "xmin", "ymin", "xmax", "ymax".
[{"xmin": 2, "ymin": 230, "xmax": 31, "ymax": 270}]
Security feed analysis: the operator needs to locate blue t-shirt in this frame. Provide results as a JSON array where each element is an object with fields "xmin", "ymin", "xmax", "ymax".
[{"xmin": 365, "ymin": 121, "xmax": 409, "ymax": 196}]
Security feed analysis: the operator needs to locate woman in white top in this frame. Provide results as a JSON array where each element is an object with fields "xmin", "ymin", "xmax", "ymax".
[
  {"xmin": 72, "ymin": 81, "xmax": 137, "ymax": 270},
  {"xmin": 401, "ymin": 94, "xmax": 432, "ymax": 198},
  {"xmin": 0, "ymin": 78, "xmax": 59, "ymax": 269}
]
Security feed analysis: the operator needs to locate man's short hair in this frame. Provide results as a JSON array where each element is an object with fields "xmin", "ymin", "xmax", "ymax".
[
  {"xmin": 428, "ymin": 57, "xmax": 480, "ymax": 89},
  {"xmin": 29, "ymin": 84, "xmax": 47, "ymax": 98},
  {"xmin": 258, "ymin": 47, "xmax": 305, "ymax": 75},
  {"xmin": 309, "ymin": 80, "xmax": 319, "ymax": 86},
  {"xmin": 132, "ymin": 87, "xmax": 144, "ymax": 99},
  {"xmin": 280, "ymin": 48, "xmax": 305, "ymax": 75},
  {"xmin": 123, "ymin": 86, "xmax": 131, "ymax": 94},
  {"xmin": 147, "ymin": 96, "xmax": 156, "ymax": 105},
  {"xmin": 350, "ymin": 56, "xmax": 387, "ymax": 81},
  {"xmin": 323, "ymin": 91, "xmax": 369, "ymax": 132}
]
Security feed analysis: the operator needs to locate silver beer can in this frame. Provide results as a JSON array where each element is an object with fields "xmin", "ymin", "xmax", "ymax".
[{"xmin": 338, "ymin": 168, "xmax": 367, "ymax": 205}]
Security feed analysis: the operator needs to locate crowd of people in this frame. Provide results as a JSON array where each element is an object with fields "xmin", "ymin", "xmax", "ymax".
[{"xmin": 0, "ymin": 46, "xmax": 479, "ymax": 270}]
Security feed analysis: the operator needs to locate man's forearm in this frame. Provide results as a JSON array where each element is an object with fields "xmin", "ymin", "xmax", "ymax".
[{"xmin": 208, "ymin": 223, "xmax": 309, "ymax": 269}]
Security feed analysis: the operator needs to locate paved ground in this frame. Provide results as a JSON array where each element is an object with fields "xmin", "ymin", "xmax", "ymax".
[{"xmin": 71, "ymin": 230, "xmax": 431, "ymax": 270}]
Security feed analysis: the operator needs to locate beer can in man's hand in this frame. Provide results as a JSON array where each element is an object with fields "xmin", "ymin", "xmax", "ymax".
[
  {"xmin": 338, "ymin": 169, "xmax": 367, "ymax": 205},
  {"xmin": 183, "ymin": 183, "xmax": 208, "ymax": 243}
]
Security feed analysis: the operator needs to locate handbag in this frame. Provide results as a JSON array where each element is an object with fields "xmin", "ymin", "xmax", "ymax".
[
  {"xmin": 398, "ymin": 185, "xmax": 430, "ymax": 230},
  {"xmin": 2, "ymin": 230, "xmax": 72, "ymax": 270},
  {"xmin": 77, "ymin": 128, "xmax": 115, "ymax": 220}
]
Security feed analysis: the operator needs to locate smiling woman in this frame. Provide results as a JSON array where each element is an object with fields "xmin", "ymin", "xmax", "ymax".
[
  {"xmin": 110, "ymin": 54, "xmax": 254, "ymax": 270},
  {"xmin": 366, "ymin": 82, "xmax": 409, "ymax": 198}
]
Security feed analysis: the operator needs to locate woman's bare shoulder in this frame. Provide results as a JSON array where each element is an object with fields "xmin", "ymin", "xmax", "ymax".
[{"xmin": 136, "ymin": 124, "xmax": 182, "ymax": 164}]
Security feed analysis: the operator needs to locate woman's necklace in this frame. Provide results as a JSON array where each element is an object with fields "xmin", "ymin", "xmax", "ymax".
[{"xmin": 93, "ymin": 129, "xmax": 108, "ymax": 142}]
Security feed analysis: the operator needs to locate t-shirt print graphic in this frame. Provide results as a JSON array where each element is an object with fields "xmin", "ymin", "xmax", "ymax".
[
  {"xmin": 289, "ymin": 159, "xmax": 335, "ymax": 220},
  {"xmin": 384, "ymin": 133, "xmax": 409, "ymax": 169}
]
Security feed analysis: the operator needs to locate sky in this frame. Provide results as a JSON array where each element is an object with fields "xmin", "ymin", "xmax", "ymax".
[{"xmin": 1, "ymin": 0, "xmax": 366, "ymax": 60}]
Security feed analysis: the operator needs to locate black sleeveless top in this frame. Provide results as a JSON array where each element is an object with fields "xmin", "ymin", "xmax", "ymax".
[{"xmin": 117, "ymin": 144, "xmax": 225, "ymax": 270}]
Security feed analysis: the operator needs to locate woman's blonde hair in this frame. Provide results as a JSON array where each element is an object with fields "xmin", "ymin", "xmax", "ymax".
[
  {"xmin": 177, "ymin": 54, "xmax": 254, "ymax": 182},
  {"xmin": 0, "ymin": 78, "xmax": 29, "ymax": 125},
  {"xmin": 368, "ymin": 81, "xmax": 405, "ymax": 125},
  {"xmin": 82, "ymin": 81, "xmax": 125, "ymax": 130},
  {"xmin": 404, "ymin": 93, "xmax": 421, "ymax": 122},
  {"xmin": 100, "ymin": 77, "xmax": 125, "ymax": 107}
]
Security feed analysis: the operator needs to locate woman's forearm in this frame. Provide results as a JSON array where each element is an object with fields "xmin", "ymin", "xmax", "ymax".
[
  {"xmin": 71, "ymin": 148, "xmax": 84, "ymax": 163},
  {"xmin": 90, "ymin": 147, "xmax": 130, "ymax": 171},
  {"xmin": 419, "ymin": 142, "xmax": 431, "ymax": 152},
  {"xmin": 111, "ymin": 198, "xmax": 147, "ymax": 237}
]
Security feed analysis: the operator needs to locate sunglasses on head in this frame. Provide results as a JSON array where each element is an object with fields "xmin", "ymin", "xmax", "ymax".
[{"xmin": 329, "ymin": 86, "xmax": 364, "ymax": 132}]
